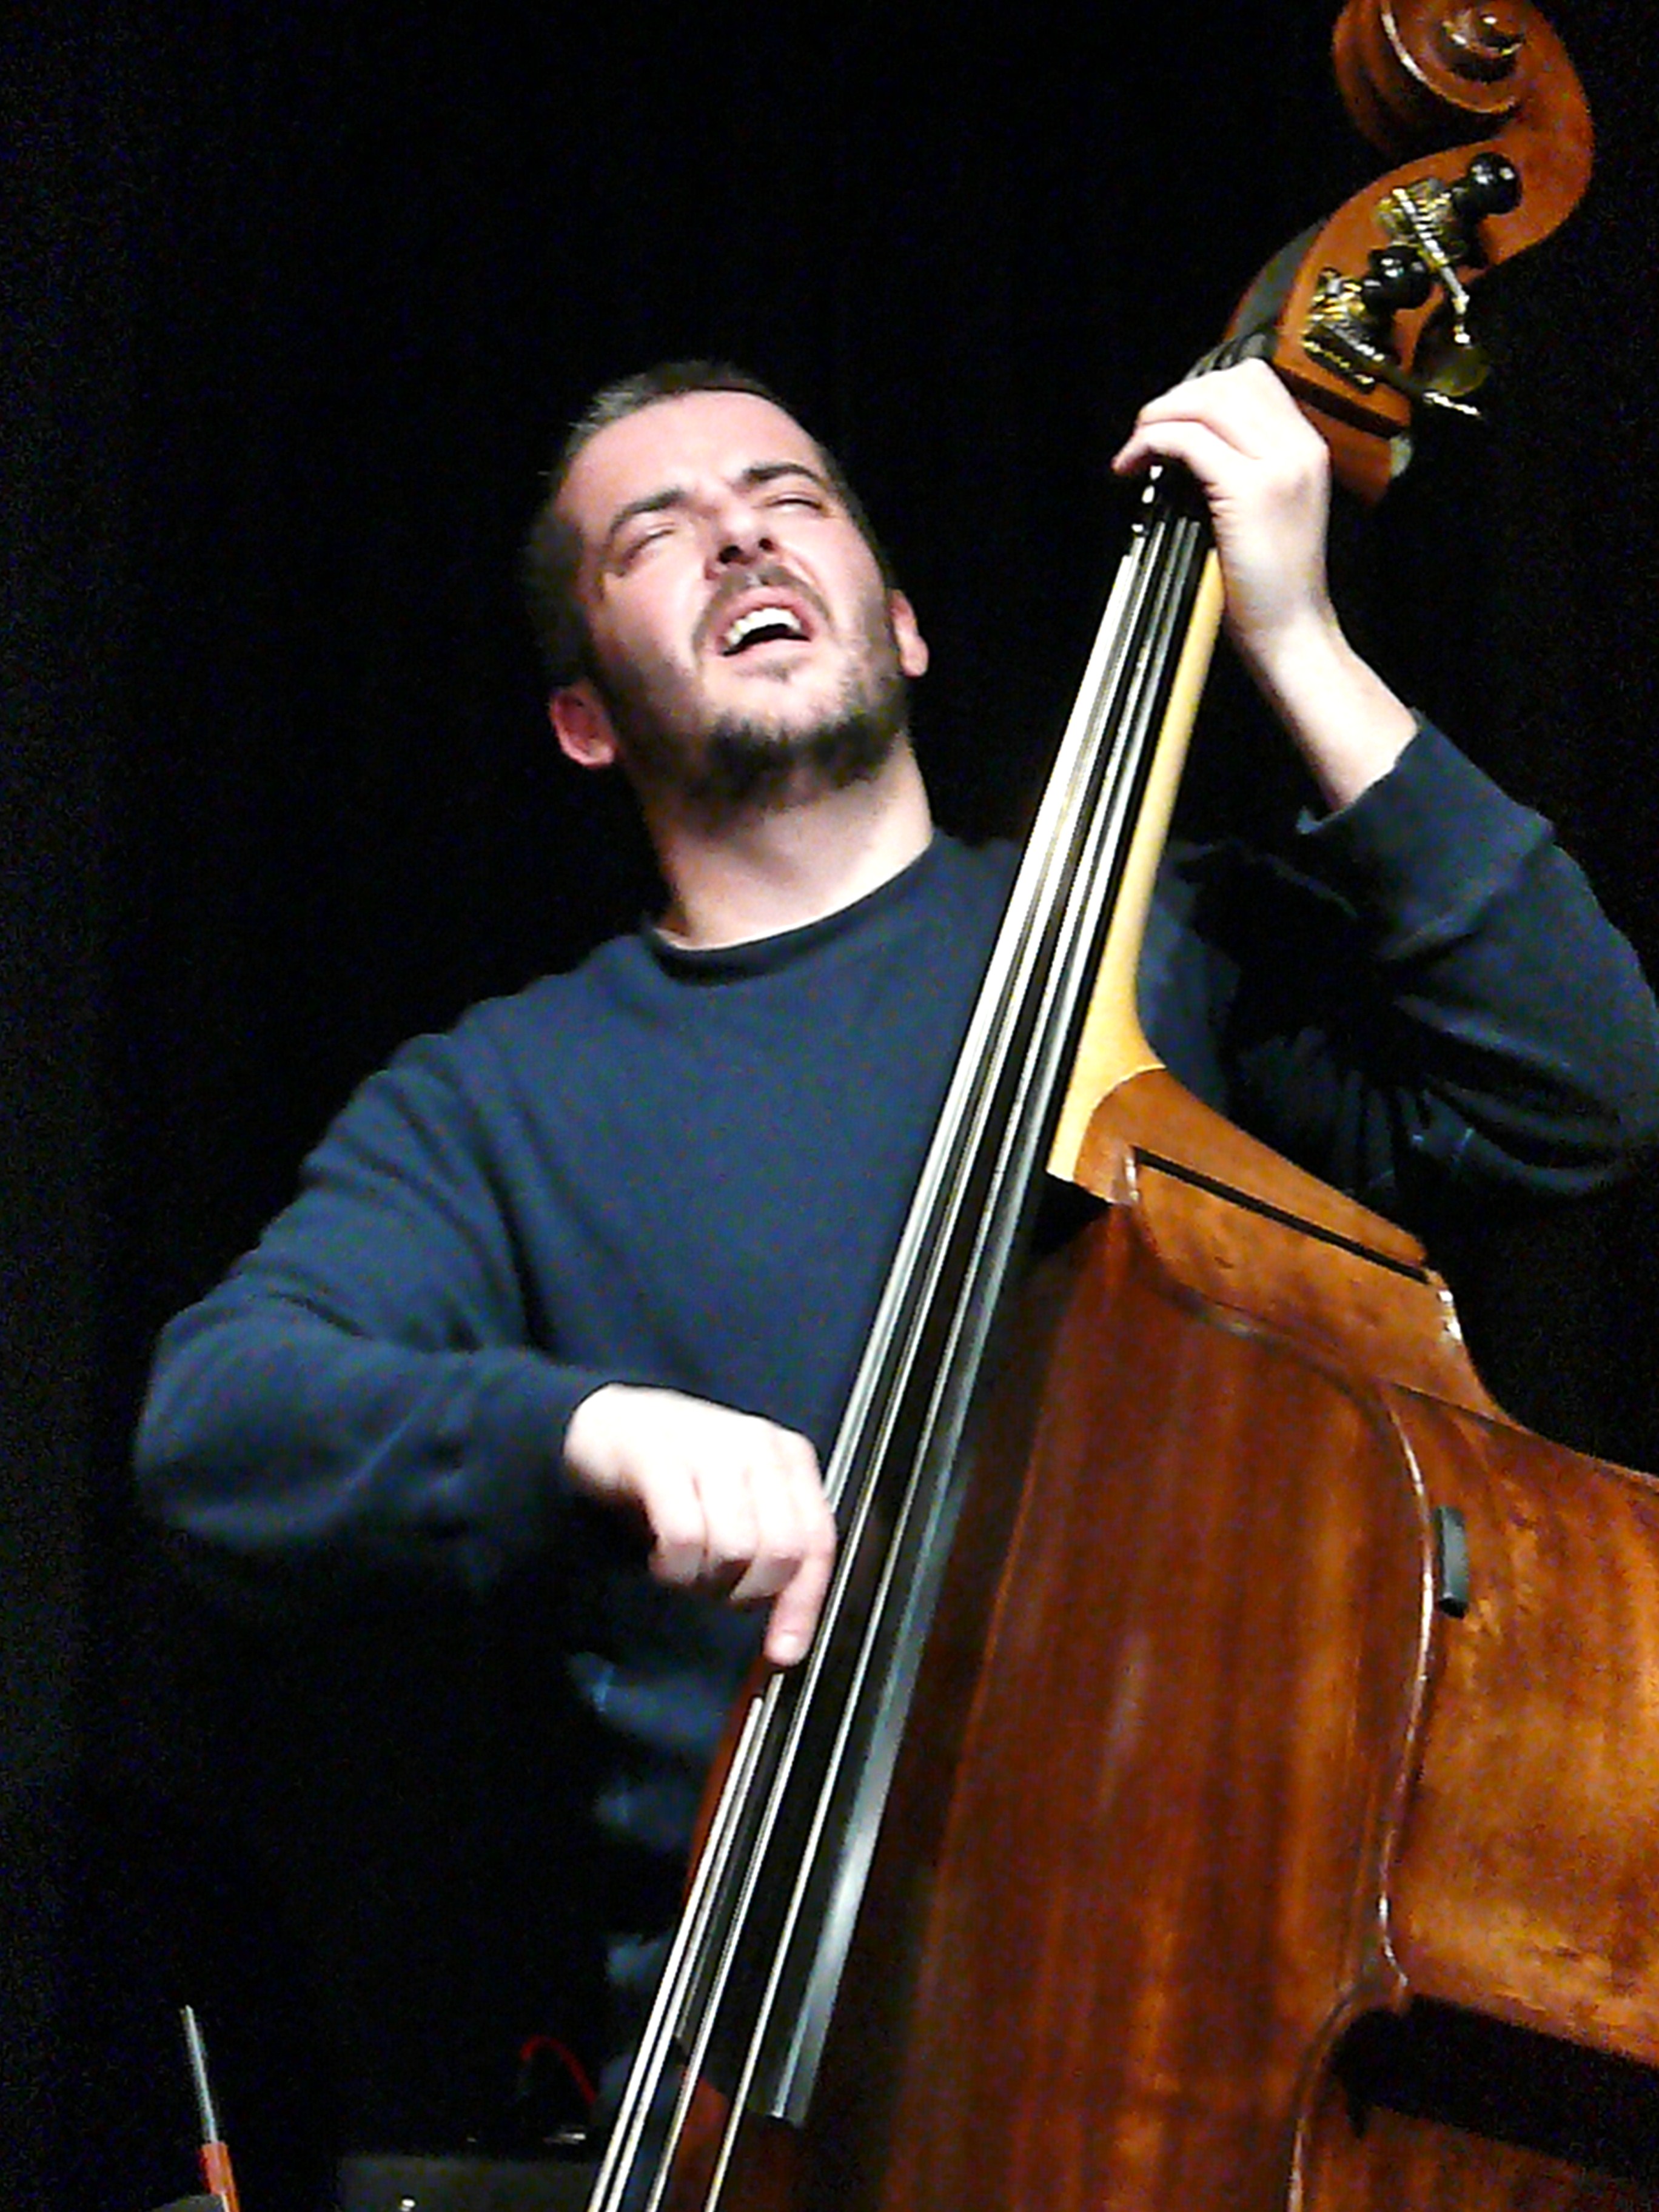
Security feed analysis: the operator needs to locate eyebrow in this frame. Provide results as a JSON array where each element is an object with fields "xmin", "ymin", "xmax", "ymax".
[{"xmin": 598, "ymin": 461, "xmax": 833, "ymax": 560}]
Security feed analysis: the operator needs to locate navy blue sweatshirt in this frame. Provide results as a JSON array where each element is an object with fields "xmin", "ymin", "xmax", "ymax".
[{"xmin": 135, "ymin": 725, "xmax": 1659, "ymax": 2073}]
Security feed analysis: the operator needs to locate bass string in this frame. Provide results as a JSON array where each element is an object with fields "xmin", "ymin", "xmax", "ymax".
[{"xmin": 592, "ymin": 470, "xmax": 1213, "ymax": 2212}]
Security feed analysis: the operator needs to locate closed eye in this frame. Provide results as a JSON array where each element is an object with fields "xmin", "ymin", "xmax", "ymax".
[{"xmin": 613, "ymin": 519, "xmax": 681, "ymax": 570}]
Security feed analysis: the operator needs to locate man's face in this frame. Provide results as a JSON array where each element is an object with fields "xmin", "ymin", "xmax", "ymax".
[{"xmin": 550, "ymin": 390, "xmax": 928, "ymax": 818}]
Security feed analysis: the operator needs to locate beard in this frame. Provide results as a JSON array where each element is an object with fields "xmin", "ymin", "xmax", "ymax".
[{"xmin": 590, "ymin": 585, "xmax": 912, "ymax": 828}]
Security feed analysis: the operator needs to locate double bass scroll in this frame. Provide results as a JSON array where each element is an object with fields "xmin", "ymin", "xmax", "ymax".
[{"xmin": 1264, "ymin": 0, "xmax": 1590, "ymax": 503}]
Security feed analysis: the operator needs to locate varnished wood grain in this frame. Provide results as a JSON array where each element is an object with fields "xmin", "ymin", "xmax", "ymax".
[
  {"xmin": 1079, "ymin": 1068, "xmax": 1429, "ymax": 1275},
  {"xmin": 788, "ymin": 1071, "xmax": 1659, "ymax": 2208},
  {"xmin": 802, "ymin": 1202, "xmax": 1433, "ymax": 2210},
  {"xmin": 1384, "ymin": 1394, "xmax": 1659, "ymax": 2062}
]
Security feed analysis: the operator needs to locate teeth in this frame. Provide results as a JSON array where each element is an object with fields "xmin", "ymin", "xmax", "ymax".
[{"xmin": 722, "ymin": 605, "xmax": 806, "ymax": 652}]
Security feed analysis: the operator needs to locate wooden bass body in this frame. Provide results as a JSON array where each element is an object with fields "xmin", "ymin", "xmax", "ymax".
[{"xmin": 792, "ymin": 1074, "xmax": 1659, "ymax": 2210}]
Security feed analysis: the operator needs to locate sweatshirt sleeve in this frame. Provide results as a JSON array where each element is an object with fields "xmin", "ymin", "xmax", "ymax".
[
  {"xmin": 1154, "ymin": 723, "xmax": 1659, "ymax": 1225},
  {"xmin": 135, "ymin": 1031, "xmax": 623, "ymax": 1590}
]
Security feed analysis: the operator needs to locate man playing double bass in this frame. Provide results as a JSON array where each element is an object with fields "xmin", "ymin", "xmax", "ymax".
[{"xmin": 136, "ymin": 357, "xmax": 1659, "ymax": 2163}]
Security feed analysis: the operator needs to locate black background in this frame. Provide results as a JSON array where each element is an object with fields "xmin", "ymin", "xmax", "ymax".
[{"xmin": 7, "ymin": 2, "xmax": 1658, "ymax": 2205}]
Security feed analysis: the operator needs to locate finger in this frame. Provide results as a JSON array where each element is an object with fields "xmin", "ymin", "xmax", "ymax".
[
  {"xmin": 642, "ymin": 1464, "xmax": 719, "ymax": 1590},
  {"xmin": 688, "ymin": 1458, "xmax": 763, "ymax": 1592},
  {"xmin": 1113, "ymin": 361, "xmax": 1299, "ymax": 474},
  {"xmin": 720, "ymin": 1432, "xmax": 826, "ymax": 1609},
  {"xmin": 764, "ymin": 1523, "xmax": 836, "ymax": 1667},
  {"xmin": 1112, "ymin": 418, "xmax": 1259, "ymax": 501},
  {"xmin": 760, "ymin": 1446, "xmax": 837, "ymax": 1664}
]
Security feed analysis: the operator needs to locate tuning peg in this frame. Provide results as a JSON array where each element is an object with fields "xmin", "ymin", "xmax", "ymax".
[
  {"xmin": 1359, "ymin": 245, "xmax": 1434, "ymax": 320},
  {"xmin": 1451, "ymin": 151, "xmax": 1523, "ymax": 229}
]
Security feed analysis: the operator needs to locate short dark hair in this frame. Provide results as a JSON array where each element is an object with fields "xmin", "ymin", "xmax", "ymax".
[{"xmin": 521, "ymin": 360, "xmax": 895, "ymax": 689}]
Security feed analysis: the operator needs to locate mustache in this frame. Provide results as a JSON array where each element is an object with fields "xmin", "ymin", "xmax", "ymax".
[{"xmin": 693, "ymin": 561, "xmax": 830, "ymax": 656}]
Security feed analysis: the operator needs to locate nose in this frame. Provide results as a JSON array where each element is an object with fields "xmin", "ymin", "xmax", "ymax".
[{"xmin": 705, "ymin": 491, "xmax": 774, "ymax": 571}]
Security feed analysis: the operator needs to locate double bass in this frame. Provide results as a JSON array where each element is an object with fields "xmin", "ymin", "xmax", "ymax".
[{"xmin": 594, "ymin": 5, "xmax": 1659, "ymax": 2205}]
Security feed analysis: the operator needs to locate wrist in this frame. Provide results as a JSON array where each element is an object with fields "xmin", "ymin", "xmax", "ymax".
[
  {"xmin": 564, "ymin": 1382, "xmax": 630, "ymax": 1489},
  {"xmin": 1245, "ymin": 612, "xmax": 1416, "ymax": 813}
]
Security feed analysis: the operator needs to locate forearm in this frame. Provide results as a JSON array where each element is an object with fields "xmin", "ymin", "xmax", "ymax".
[
  {"xmin": 136, "ymin": 1289, "xmax": 613, "ymax": 1588},
  {"xmin": 1238, "ymin": 603, "xmax": 1417, "ymax": 813},
  {"xmin": 1225, "ymin": 726, "xmax": 1659, "ymax": 1213},
  {"xmin": 133, "ymin": 1028, "xmax": 629, "ymax": 1587}
]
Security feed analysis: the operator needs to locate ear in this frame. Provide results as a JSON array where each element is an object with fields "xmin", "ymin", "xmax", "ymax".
[
  {"xmin": 549, "ymin": 681, "xmax": 621, "ymax": 771},
  {"xmin": 889, "ymin": 591, "xmax": 930, "ymax": 680}
]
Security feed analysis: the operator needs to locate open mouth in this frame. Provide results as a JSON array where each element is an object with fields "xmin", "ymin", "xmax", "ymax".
[
  {"xmin": 700, "ymin": 568, "xmax": 824, "ymax": 660},
  {"xmin": 719, "ymin": 604, "xmax": 811, "ymax": 656}
]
